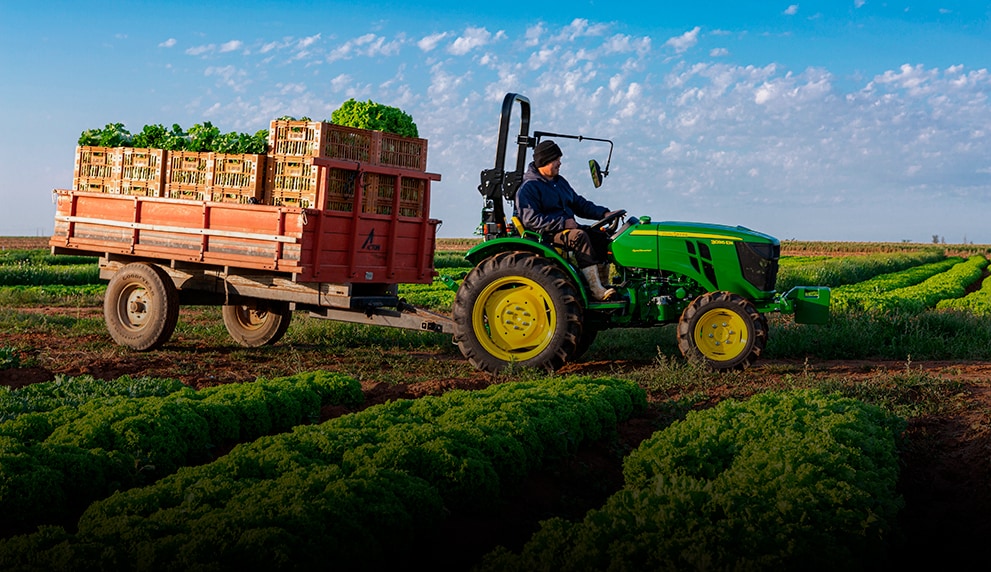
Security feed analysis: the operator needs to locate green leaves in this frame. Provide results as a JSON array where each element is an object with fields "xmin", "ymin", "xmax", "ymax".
[
  {"xmin": 0, "ymin": 377, "xmax": 645, "ymax": 570},
  {"xmin": 77, "ymin": 122, "xmax": 268, "ymax": 153},
  {"xmin": 481, "ymin": 389, "xmax": 905, "ymax": 571},
  {"xmin": 330, "ymin": 98, "xmax": 419, "ymax": 138}
]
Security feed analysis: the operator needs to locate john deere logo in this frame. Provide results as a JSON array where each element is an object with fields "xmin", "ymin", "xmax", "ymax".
[{"xmin": 362, "ymin": 229, "xmax": 381, "ymax": 251}]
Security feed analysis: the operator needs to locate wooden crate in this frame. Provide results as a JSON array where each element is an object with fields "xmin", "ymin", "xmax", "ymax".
[
  {"xmin": 211, "ymin": 153, "xmax": 264, "ymax": 203},
  {"xmin": 119, "ymin": 147, "xmax": 165, "ymax": 197}
]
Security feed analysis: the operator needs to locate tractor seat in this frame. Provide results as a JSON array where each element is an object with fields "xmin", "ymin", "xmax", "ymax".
[{"xmin": 511, "ymin": 215, "xmax": 573, "ymax": 260}]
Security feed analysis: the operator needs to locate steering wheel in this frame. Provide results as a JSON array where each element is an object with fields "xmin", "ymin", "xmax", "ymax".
[{"xmin": 588, "ymin": 209, "xmax": 627, "ymax": 234}]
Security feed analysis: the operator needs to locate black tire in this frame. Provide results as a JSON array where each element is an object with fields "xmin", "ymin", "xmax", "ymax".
[
  {"xmin": 453, "ymin": 251, "xmax": 583, "ymax": 373},
  {"xmin": 222, "ymin": 301, "xmax": 292, "ymax": 347},
  {"xmin": 676, "ymin": 291, "xmax": 767, "ymax": 370},
  {"xmin": 104, "ymin": 262, "xmax": 179, "ymax": 351},
  {"xmin": 573, "ymin": 327, "xmax": 599, "ymax": 360}
]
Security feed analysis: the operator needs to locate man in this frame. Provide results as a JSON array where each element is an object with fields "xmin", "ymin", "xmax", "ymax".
[{"xmin": 515, "ymin": 139, "xmax": 620, "ymax": 300}]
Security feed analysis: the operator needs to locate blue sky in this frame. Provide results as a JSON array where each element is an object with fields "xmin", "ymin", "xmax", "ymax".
[{"xmin": 2, "ymin": 1, "xmax": 990, "ymax": 242}]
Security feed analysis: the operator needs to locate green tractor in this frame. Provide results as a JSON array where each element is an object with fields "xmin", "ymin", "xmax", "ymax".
[{"xmin": 451, "ymin": 93, "xmax": 830, "ymax": 373}]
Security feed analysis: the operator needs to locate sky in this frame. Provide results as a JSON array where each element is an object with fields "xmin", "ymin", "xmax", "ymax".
[{"xmin": 1, "ymin": 0, "xmax": 990, "ymax": 243}]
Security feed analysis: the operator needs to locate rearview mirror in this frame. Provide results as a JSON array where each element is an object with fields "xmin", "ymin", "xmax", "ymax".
[{"xmin": 589, "ymin": 159, "xmax": 604, "ymax": 188}]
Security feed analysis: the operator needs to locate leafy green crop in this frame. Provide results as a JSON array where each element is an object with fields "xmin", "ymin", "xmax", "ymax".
[
  {"xmin": 0, "ymin": 377, "xmax": 645, "ymax": 570},
  {"xmin": 77, "ymin": 122, "xmax": 267, "ymax": 153},
  {"xmin": 0, "ymin": 371, "xmax": 363, "ymax": 536},
  {"xmin": 777, "ymin": 249, "xmax": 947, "ymax": 291},
  {"xmin": 480, "ymin": 389, "xmax": 904, "ymax": 571},
  {"xmin": 330, "ymin": 98, "xmax": 419, "ymax": 138}
]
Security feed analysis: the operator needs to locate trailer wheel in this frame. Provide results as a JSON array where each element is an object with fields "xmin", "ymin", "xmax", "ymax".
[
  {"xmin": 104, "ymin": 262, "xmax": 179, "ymax": 351},
  {"xmin": 222, "ymin": 301, "xmax": 292, "ymax": 347},
  {"xmin": 677, "ymin": 291, "xmax": 767, "ymax": 370},
  {"xmin": 453, "ymin": 251, "xmax": 582, "ymax": 373}
]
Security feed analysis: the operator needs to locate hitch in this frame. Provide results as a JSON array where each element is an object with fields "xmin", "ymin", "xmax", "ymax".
[{"xmin": 772, "ymin": 286, "xmax": 831, "ymax": 324}]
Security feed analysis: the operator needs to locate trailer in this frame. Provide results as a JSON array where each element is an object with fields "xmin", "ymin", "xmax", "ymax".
[{"xmin": 50, "ymin": 151, "xmax": 453, "ymax": 351}]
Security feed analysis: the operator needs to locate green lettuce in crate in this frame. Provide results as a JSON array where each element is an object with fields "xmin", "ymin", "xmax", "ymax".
[{"xmin": 331, "ymin": 98, "xmax": 418, "ymax": 138}]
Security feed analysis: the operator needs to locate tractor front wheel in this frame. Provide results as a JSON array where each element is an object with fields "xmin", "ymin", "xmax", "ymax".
[
  {"xmin": 453, "ymin": 251, "xmax": 583, "ymax": 373},
  {"xmin": 677, "ymin": 291, "xmax": 767, "ymax": 370}
]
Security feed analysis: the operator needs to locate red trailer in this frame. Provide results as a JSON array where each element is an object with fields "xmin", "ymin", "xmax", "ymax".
[{"xmin": 50, "ymin": 150, "xmax": 453, "ymax": 351}]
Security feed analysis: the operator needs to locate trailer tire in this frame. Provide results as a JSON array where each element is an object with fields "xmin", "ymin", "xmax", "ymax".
[
  {"xmin": 104, "ymin": 262, "xmax": 179, "ymax": 351},
  {"xmin": 222, "ymin": 301, "xmax": 292, "ymax": 347},
  {"xmin": 677, "ymin": 291, "xmax": 766, "ymax": 370},
  {"xmin": 453, "ymin": 251, "xmax": 582, "ymax": 373}
]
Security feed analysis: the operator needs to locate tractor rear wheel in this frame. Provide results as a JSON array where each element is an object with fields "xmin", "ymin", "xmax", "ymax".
[
  {"xmin": 453, "ymin": 251, "xmax": 583, "ymax": 373},
  {"xmin": 677, "ymin": 291, "xmax": 767, "ymax": 370},
  {"xmin": 222, "ymin": 301, "xmax": 292, "ymax": 347}
]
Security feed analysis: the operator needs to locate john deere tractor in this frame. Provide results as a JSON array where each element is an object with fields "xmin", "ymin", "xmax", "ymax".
[{"xmin": 451, "ymin": 93, "xmax": 830, "ymax": 373}]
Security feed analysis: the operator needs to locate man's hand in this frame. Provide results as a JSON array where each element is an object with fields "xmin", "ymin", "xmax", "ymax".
[{"xmin": 563, "ymin": 218, "xmax": 579, "ymax": 230}]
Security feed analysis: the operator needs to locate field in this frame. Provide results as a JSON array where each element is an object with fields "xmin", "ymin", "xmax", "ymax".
[{"xmin": 2, "ymin": 236, "xmax": 991, "ymax": 569}]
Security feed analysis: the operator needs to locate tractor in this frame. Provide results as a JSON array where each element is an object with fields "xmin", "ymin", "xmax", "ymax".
[{"xmin": 451, "ymin": 93, "xmax": 830, "ymax": 373}]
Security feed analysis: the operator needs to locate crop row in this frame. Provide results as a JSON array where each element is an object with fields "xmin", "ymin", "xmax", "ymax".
[
  {"xmin": 776, "ymin": 249, "xmax": 947, "ymax": 290},
  {"xmin": 0, "ymin": 371, "xmax": 363, "ymax": 537},
  {"xmin": 861, "ymin": 255, "xmax": 988, "ymax": 313},
  {"xmin": 0, "ymin": 376, "xmax": 647, "ymax": 570},
  {"xmin": 479, "ymin": 389, "xmax": 904, "ymax": 570},
  {"xmin": 828, "ymin": 257, "xmax": 964, "ymax": 311},
  {"xmin": 937, "ymin": 272, "xmax": 991, "ymax": 316}
]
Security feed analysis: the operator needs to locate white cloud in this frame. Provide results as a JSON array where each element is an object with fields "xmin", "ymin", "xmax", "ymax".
[
  {"xmin": 665, "ymin": 27, "xmax": 701, "ymax": 54},
  {"xmin": 220, "ymin": 40, "xmax": 242, "ymax": 53},
  {"xmin": 159, "ymin": 38, "xmax": 176, "ymax": 48},
  {"xmin": 524, "ymin": 23, "xmax": 545, "ymax": 47},
  {"xmin": 784, "ymin": 5, "xmax": 799, "ymax": 16},
  {"xmin": 186, "ymin": 44, "xmax": 215, "ymax": 56},
  {"xmin": 710, "ymin": 47, "xmax": 729, "ymax": 57},
  {"xmin": 327, "ymin": 33, "xmax": 404, "ymax": 62},
  {"xmin": 418, "ymin": 32, "xmax": 449, "ymax": 52},
  {"xmin": 449, "ymin": 27, "xmax": 497, "ymax": 55}
]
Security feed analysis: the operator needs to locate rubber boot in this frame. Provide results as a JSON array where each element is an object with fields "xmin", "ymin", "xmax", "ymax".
[{"xmin": 581, "ymin": 266, "xmax": 617, "ymax": 301}]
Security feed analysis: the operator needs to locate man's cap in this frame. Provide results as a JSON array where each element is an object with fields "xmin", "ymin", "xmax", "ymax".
[{"xmin": 533, "ymin": 140, "xmax": 563, "ymax": 167}]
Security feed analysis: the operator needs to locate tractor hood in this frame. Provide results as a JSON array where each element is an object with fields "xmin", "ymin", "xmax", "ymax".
[{"xmin": 611, "ymin": 218, "xmax": 782, "ymax": 298}]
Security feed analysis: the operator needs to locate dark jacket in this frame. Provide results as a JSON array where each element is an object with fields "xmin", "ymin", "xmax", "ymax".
[{"xmin": 515, "ymin": 162, "xmax": 608, "ymax": 234}]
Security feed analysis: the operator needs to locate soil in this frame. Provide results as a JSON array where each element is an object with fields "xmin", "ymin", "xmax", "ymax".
[{"xmin": 2, "ymin": 306, "xmax": 990, "ymax": 569}]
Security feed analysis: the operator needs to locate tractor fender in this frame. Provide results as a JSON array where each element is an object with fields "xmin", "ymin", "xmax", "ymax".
[{"xmin": 465, "ymin": 237, "xmax": 589, "ymax": 304}]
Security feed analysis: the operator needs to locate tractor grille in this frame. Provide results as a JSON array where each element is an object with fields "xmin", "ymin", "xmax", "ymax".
[{"xmin": 736, "ymin": 241, "xmax": 779, "ymax": 292}]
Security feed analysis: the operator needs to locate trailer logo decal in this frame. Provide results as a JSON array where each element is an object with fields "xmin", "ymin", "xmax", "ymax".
[{"xmin": 362, "ymin": 229, "xmax": 381, "ymax": 251}]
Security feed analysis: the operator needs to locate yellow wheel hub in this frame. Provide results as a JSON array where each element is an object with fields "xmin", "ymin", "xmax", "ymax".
[
  {"xmin": 693, "ymin": 308, "xmax": 749, "ymax": 362},
  {"xmin": 472, "ymin": 276, "xmax": 556, "ymax": 361}
]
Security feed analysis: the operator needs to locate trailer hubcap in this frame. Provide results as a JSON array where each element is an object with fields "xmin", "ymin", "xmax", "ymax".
[
  {"xmin": 119, "ymin": 285, "xmax": 150, "ymax": 329},
  {"xmin": 693, "ymin": 308, "xmax": 749, "ymax": 362},
  {"xmin": 230, "ymin": 305, "xmax": 269, "ymax": 331},
  {"xmin": 472, "ymin": 276, "xmax": 555, "ymax": 360}
]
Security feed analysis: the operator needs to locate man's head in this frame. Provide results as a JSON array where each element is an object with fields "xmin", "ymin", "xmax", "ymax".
[{"xmin": 533, "ymin": 140, "xmax": 562, "ymax": 177}]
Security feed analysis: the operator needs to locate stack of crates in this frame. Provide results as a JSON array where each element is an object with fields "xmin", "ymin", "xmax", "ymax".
[
  {"xmin": 264, "ymin": 120, "xmax": 429, "ymax": 215},
  {"xmin": 73, "ymin": 146, "xmax": 119, "ymax": 194},
  {"xmin": 118, "ymin": 148, "xmax": 166, "ymax": 196},
  {"xmin": 74, "ymin": 147, "xmax": 166, "ymax": 197},
  {"xmin": 165, "ymin": 152, "xmax": 265, "ymax": 204},
  {"xmin": 210, "ymin": 153, "xmax": 264, "ymax": 204},
  {"xmin": 165, "ymin": 151, "xmax": 212, "ymax": 201}
]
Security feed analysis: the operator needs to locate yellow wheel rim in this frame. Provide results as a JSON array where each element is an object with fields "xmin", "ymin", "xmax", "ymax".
[
  {"xmin": 693, "ymin": 308, "xmax": 749, "ymax": 362},
  {"xmin": 471, "ymin": 276, "xmax": 556, "ymax": 362}
]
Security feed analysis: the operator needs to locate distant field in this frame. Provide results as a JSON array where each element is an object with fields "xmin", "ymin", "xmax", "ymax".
[{"xmin": 9, "ymin": 235, "xmax": 990, "ymax": 257}]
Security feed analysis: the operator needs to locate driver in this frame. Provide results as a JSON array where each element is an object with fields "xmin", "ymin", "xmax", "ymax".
[{"xmin": 515, "ymin": 139, "xmax": 621, "ymax": 300}]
